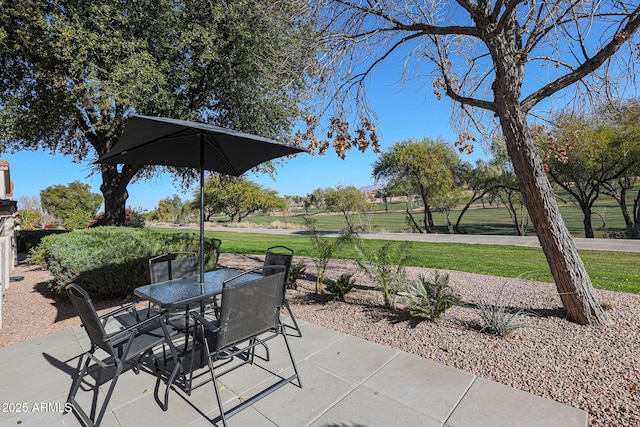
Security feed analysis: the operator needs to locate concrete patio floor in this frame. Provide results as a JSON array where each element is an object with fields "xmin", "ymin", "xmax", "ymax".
[{"xmin": 0, "ymin": 316, "xmax": 588, "ymax": 427}]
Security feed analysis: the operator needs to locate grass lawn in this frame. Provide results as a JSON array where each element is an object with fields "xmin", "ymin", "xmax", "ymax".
[
  {"xmin": 227, "ymin": 194, "xmax": 634, "ymax": 238},
  {"xmin": 157, "ymin": 228, "xmax": 640, "ymax": 294}
]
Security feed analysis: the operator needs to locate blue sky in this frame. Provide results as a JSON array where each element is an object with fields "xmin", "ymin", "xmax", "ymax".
[{"xmin": 3, "ymin": 65, "xmax": 482, "ymax": 212}]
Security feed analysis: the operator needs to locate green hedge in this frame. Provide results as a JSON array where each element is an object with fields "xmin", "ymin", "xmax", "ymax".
[
  {"xmin": 18, "ymin": 229, "xmax": 70, "ymax": 253},
  {"xmin": 29, "ymin": 227, "xmax": 222, "ymax": 299}
]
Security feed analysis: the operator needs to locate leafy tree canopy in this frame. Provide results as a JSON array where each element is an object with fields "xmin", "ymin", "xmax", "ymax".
[
  {"xmin": 323, "ymin": 185, "xmax": 369, "ymax": 232},
  {"xmin": 195, "ymin": 175, "xmax": 286, "ymax": 223},
  {"xmin": 372, "ymin": 137, "xmax": 461, "ymax": 233},
  {"xmin": 536, "ymin": 99, "xmax": 640, "ymax": 237},
  {"xmin": 0, "ymin": 0, "xmax": 321, "ymax": 224},
  {"xmin": 40, "ymin": 180, "xmax": 102, "ymax": 229}
]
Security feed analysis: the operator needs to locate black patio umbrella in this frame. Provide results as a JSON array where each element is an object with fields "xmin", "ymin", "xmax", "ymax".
[{"xmin": 98, "ymin": 114, "xmax": 305, "ymax": 282}]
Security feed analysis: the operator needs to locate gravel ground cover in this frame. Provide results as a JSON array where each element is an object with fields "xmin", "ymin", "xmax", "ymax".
[{"xmin": 1, "ymin": 253, "xmax": 638, "ymax": 426}]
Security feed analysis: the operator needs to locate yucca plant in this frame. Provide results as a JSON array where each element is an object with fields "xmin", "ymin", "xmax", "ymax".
[
  {"xmin": 288, "ymin": 260, "xmax": 306, "ymax": 289},
  {"xmin": 399, "ymin": 271, "xmax": 464, "ymax": 319},
  {"xmin": 476, "ymin": 284, "xmax": 533, "ymax": 338},
  {"xmin": 355, "ymin": 240, "xmax": 412, "ymax": 309}
]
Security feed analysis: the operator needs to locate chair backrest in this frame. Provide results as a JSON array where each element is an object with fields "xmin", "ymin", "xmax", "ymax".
[
  {"xmin": 149, "ymin": 252, "xmax": 198, "ymax": 283},
  {"xmin": 263, "ymin": 246, "xmax": 294, "ymax": 285},
  {"xmin": 216, "ymin": 272, "xmax": 285, "ymax": 350},
  {"xmin": 66, "ymin": 283, "xmax": 115, "ymax": 357}
]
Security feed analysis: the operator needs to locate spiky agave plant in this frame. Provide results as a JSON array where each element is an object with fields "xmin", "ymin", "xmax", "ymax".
[{"xmin": 399, "ymin": 271, "xmax": 464, "ymax": 319}]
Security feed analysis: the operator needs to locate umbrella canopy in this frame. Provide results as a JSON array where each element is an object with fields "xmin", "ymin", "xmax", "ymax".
[
  {"xmin": 98, "ymin": 115, "xmax": 304, "ymax": 175},
  {"xmin": 98, "ymin": 114, "xmax": 305, "ymax": 282}
]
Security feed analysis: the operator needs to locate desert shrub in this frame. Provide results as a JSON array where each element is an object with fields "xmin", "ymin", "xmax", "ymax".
[
  {"xmin": 355, "ymin": 240, "xmax": 412, "ymax": 309},
  {"xmin": 476, "ymin": 284, "xmax": 534, "ymax": 338},
  {"xmin": 324, "ymin": 273, "xmax": 356, "ymax": 302},
  {"xmin": 29, "ymin": 227, "xmax": 221, "ymax": 298},
  {"xmin": 63, "ymin": 208, "xmax": 96, "ymax": 230},
  {"xmin": 304, "ymin": 217, "xmax": 354, "ymax": 293},
  {"xmin": 288, "ymin": 260, "xmax": 306, "ymax": 289},
  {"xmin": 399, "ymin": 271, "xmax": 464, "ymax": 319}
]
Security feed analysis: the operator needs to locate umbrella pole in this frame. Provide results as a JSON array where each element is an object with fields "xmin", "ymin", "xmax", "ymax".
[{"xmin": 200, "ymin": 133, "xmax": 205, "ymax": 284}]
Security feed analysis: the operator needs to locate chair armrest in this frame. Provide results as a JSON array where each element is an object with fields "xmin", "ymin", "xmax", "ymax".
[
  {"xmin": 99, "ymin": 302, "xmax": 140, "ymax": 321},
  {"xmin": 191, "ymin": 312, "xmax": 219, "ymax": 332}
]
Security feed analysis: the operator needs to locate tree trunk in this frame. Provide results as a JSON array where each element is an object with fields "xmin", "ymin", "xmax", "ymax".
[
  {"xmin": 419, "ymin": 190, "xmax": 436, "ymax": 233},
  {"xmin": 406, "ymin": 208, "xmax": 423, "ymax": 233},
  {"xmin": 617, "ymin": 187, "xmax": 634, "ymax": 232},
  {"xmin": 602, "ymin": 182, "xmax": 634, "ymax": 232},
  {"xmin": 444, "ymin": 210, "xmax": 454, "ymax": 234},
  {"xmin": 498, "ymin": 105, "xmax": 611, "ymax": 326},
  {"xmin": 100, "ymin": 165, "xmax": 130, "ymax": 226},
  {"xmin": 455, "ymin": 201, "xmax": 472, "ymax": 233},
  {"xmin": 633, "ymin": 188, "xmax": 640, "ymax": 237},
  {"xmin": 425, "ymin": 206, "xmax": 436, "ymax": 233},
  {"xmin": 456, "ymin": 190, "xmax": 488, "ymax": 233},
  {"xmin": 581, "ymin": 203, "xmax": 595, "ymax": 238},
  {"xmin": 99, "ymin": 164, "xmax": 140, "ymax": 226}
]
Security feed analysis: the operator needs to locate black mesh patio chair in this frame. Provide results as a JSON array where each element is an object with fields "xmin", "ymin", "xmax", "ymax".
[
  {"xmin": 149, "ymin": 251, "xmax": 199, "ymax": 284},
  {"xmin": 149, "ymin": 251, "xmax": 219, "ymax": 322},
  {"xmin": 65, "ymin": 283, "xmax": 178, "ymax": 427},
  {"xmin": 263, "ymin": 245, "xmax": 302, "ymax": 337},
  {"xmin": 190, "ymin": 266, "xmax": 302, "ymax": 427}
]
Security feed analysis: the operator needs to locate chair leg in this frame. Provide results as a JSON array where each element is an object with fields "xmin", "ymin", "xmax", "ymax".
[
  {"xmin": 94, "ymin": 362, "xmax": 124, "ymax": 426},
  {"xmin": 66, "ymin": 351, "xmax": 91, "ymax": 410},
  {"xmin": 284, "ymin": 299, "xmax": 303, "ymax": 337},
  {"xmin": 280, "ymin": 324, "xmax": 302, "ymax": 388},
  {"xmin": 207, "ymin": 356, "xmax": 228, "ymax": 427},
  {"xmin": 157, "ymin": 320, "xmax": 184, "ymax": 409},
  {"xmin": 67, "ymin": 356, "xmax": 124, "ymax": 427}
]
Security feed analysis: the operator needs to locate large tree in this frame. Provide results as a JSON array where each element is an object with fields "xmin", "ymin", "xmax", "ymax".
[
  {"xmin": 454, "ymin": 159, "xmax": 502, "ymax": 233},
  {"xmin": 311, "ymin": 0, "xmax": 640, "ymax": 325},
  {"xmin": 491, "ymin": 138, "xmax": 530, "ymax": 236},
  {"xmin": 0, "ymin": 0, "xmax": 320, "ymax": 225},
  {"xmin": 373, "ymin": 138, "xmax": 461, "ymax": 233},
  {"xmin": 148, "ymin": 195, "xmax": 193, "ymax": 225},
  {"xmin": 40, "ymin": 181, "xmax": 102, "ymax": 229},
  {"xmin": 538, "ymin": 108, "xmax": 640, "ymax": 238},
  {"xmin": 323, "ymin": 185, "xmax": 369, "ymax": 232},
  {"xmin": 599, "ymin": 99, "xmax": 640, "ymax": 238},
  {"xmin": 194, "ymin": 175, "xmax": 286, "ymax": 223}
]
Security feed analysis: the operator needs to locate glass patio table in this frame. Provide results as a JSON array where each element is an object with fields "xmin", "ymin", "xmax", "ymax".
[
  {"xmin": 134, "ymin": 268, "xmax": 263, "ymax": 310},
  {"xmin": 134, "ymin": 268, "xmax": 264, "ymax": 400}
]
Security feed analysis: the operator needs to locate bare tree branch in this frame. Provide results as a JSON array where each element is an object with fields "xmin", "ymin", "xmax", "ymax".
[{"xmin": 523, "ymin": 5, "xmax": 640, "ymax": 111}]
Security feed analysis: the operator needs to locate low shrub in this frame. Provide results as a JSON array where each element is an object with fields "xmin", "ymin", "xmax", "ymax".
[
  {"xmin": 355, "ymin": 240, "xmax": 412, "ymax": 309},
  {"xmin": 29, "ymin": 227, "xmax": 221, "ymax": 299},
  {"xmin": 324, "ymin": 273, "xmax": 356, "ymax": 302},
  {"xmin": 288, "ymin": 260, "xmax": 306, "ymax": 289},
  {"xmin": 399, "ymin": 271, "xmax": 464, "ymax": 319},
  {"xmin": 305, "ymin": 217, "xmax": 354, "ymax": 293},
  {"xmin": 475, "ymin": 284, "xmax": 534, "ymax": 338}
]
